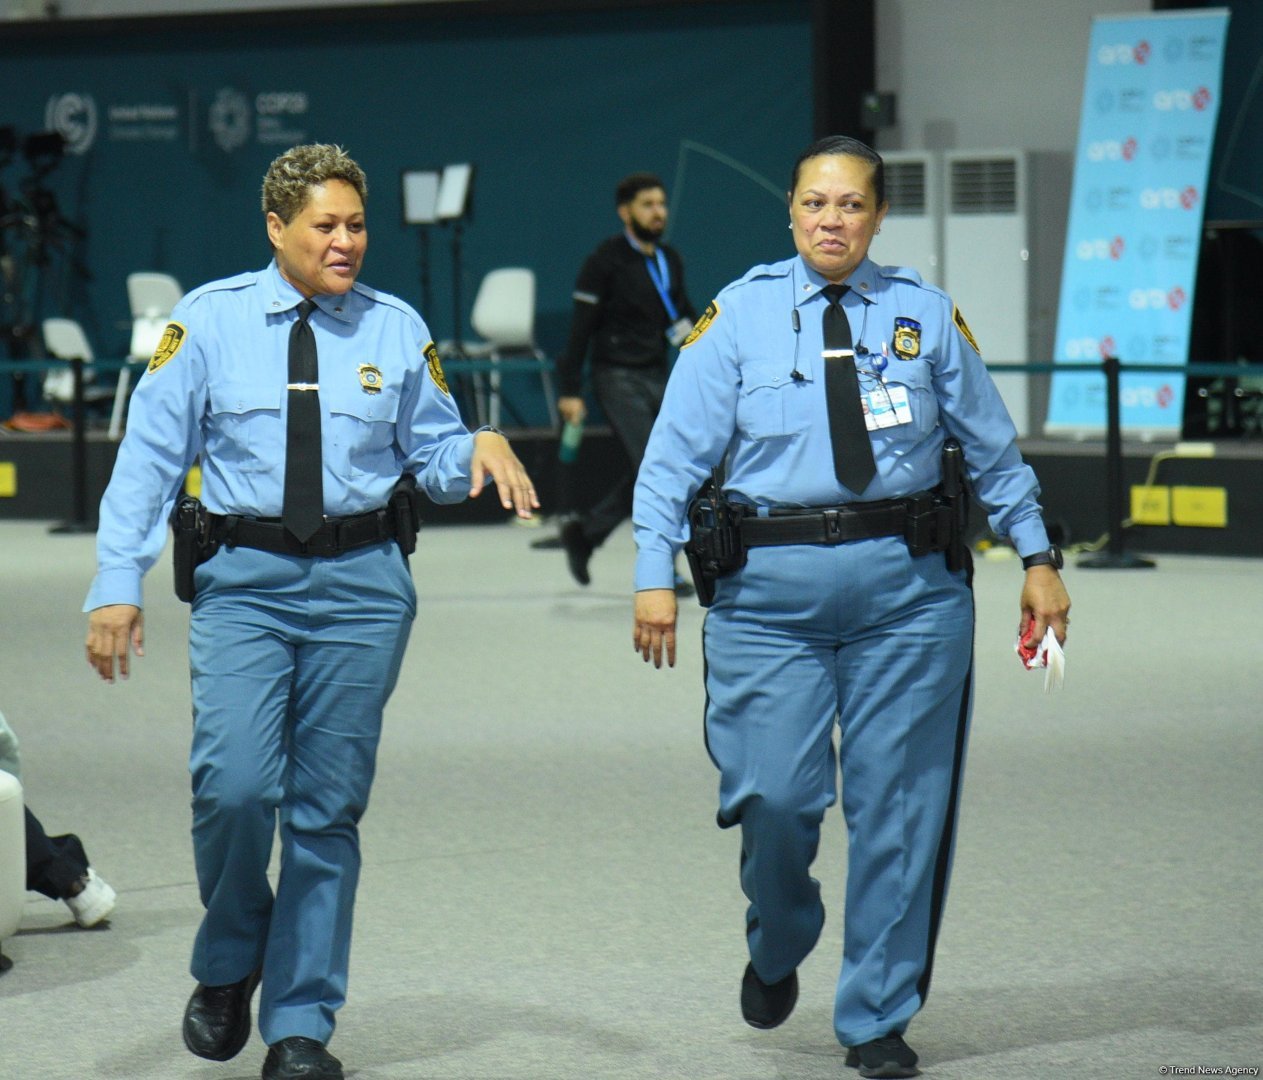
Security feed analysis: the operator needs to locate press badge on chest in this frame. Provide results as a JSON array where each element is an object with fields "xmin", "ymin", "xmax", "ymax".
[{"xmin": 862, "ymin": 385, "xmax": 913, "ymax": 430}]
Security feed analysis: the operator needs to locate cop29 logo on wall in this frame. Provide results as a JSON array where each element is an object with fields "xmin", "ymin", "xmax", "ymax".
[
  {"xmin": 209, "ymin": 88, "xmax": 252, "ymax": 152},
  {"xmin": 44, "ymin": 93, "xmax": 98, "ymax": 155}
]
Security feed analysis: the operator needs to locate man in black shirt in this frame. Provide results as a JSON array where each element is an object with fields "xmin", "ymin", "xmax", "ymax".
[{"xmin": 555, "ymin": 173, "xmax": 695, "ymax": 586}]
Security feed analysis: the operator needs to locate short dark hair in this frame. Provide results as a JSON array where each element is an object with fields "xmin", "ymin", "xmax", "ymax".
[
  {"xmin": 616, "ymin": 172, "xmax": 665, "ymax": 207},
  {"xmin": 789, "ymin": 136, "xmax": 885, "ymax": 206}
]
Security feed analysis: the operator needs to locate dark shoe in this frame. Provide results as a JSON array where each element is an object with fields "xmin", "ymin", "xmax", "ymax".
[
  {"xmin": 262, "ymin": 1037, "xmax": 344, "ymax": 1080},
  {"xmin": 845, "ymin": 1033, "xmax": 920, "ymax": 1078},
  {"xmin": 182, "ymin": 967, "xmax": 262, "ymax": 1061},
  {"xmin": 530, "ymin": 534, "xmax": 564, "ymax": 550},
  {"xmin": 740, "ymin": 962, "xmax": 798, "ymax": 1029},
  {"xmin": 560, "ymin": 520, "xmax": 593, "ymax": 586}
]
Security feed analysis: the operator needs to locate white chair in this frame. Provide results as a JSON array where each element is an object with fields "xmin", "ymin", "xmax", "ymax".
[
  {"xmin": 111, "ymin": 272, "xmax": 183, "ymax": 440},
  {"xmin": 460, "ymin": 267, "xmax": 557, "ymax": 429},
  {"xmin": 40, "ymin": 318, "xmax": 115, "ymax": 411},
  {"xmin": 0, "ymin": 770, "xmax": 24, "ymax": 974}
]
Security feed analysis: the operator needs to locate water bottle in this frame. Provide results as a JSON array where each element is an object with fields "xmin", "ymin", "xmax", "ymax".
[{"xmin": 558, "ymin": 418, "xmax": 584, "ymax": 463}]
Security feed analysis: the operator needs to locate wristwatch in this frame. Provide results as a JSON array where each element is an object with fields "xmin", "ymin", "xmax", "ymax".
[{"xmin": 1021, "ymin": 545, "xmax": 1064, "ymax": 571}]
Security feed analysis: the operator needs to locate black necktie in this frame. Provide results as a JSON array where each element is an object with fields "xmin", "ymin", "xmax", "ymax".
[
  {"xmin": 283, "ymin": 299, "xmax": 324, "ymax": 542},
  {"xmin": 821, "ymin": 284, "xmax": 876, "ymax": 494}
]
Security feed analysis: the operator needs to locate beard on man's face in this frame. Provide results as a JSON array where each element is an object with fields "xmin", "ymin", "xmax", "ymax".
[{"xmin": 629, "ymin": 217, "xmax": 666, "ymax": 244}]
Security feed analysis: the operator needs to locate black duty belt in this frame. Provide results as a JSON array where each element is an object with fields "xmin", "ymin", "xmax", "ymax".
[
  {"xmin": 741, "ymin": 493, "xmax": 938, "ymax": 548},
  {"xmin": 209, "ymin": 507, "xmax": 400, "ymax": 558}
]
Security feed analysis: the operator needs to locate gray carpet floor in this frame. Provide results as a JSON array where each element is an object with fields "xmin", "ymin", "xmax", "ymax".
[{"xmin": 0, "ymin": 517, "xmax": 1259, "ymax": 1080}]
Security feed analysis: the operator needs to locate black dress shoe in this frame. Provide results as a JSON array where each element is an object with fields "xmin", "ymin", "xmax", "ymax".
[
  {"xmin": 740, "ymin": 962, "xmax": 798, "ymax": 1029},
  {"xmin": 262, "ymin": 1036, "xmax": 344, "ymax": 1080},
  {"xmin": 845, "ymin": 1033, "xmax": 920, "ymax": 1078},
  {"xmin": 560, "ymin": 520, "xmax": 593, "ymax": 586},
  {"xmin": 182, "ymin": 967, "xmax": 262, "ymax": 1061}
]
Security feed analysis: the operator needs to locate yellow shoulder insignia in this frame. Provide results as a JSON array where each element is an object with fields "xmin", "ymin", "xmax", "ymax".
[
  {"xmin": 148, "ymin": 322, "xmax": 187, "ymax": 374},
  {"xmin": 423, "ymin": 341, "xmax": 450, "ymax": 395},
  {"xmin": 952, "ymin": 305, "xmax": 981, "ymax": 356},
  {"xmin": 681, "ymin": 300, "xmax": 720, "ymax": 349}
]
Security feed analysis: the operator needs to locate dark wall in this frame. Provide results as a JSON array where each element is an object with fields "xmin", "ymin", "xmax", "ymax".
[{"xmin": 0, "ymin": 1, "xmax": 812, "ymax": 423}]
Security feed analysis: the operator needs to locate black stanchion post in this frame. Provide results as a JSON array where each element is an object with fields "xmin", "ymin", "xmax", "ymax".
[
  {"xmin": 1078, "ymin": 354, "xmax": 1153, "ymax": 569},
  {"xmin": 50, "ymin": 357, "xmax": 96, "ymax": 535}
]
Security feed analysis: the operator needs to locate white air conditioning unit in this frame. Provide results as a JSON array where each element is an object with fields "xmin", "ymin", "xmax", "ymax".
[
  {"xmin": 869, "ymin": 152, "xmax": 942, "ymax": 287},
  {"xmin": 942, "ymin": 150, "xmax": 1030, "ymax": 436}
]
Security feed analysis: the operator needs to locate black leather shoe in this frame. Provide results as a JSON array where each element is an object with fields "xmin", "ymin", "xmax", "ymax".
[
  {"xmin": 182, "ymin": 967, "xmax": 262, "ymax": 1061},
  {"xmin": 845, "ymin": 1033, "xmax": 920, "ymax": 1078},
  {"xmin": 560, "ymin": 520, "xmax": 593, "ymax": 586},
  {"xmin": 740, "ymin": 962, "xmax": 798, "ymax": 1029},
  {"xmin": 262, "ymin": 1037, "xmax": 344, "ymax": 1080}
]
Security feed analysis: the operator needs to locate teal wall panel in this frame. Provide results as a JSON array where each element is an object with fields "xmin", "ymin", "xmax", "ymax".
[{"xmin": 0, "ymin": 4, "xmax": 812, "ymax": 423}]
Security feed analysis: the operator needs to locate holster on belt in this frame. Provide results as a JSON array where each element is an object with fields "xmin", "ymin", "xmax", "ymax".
[
  {"xmin": 389, "ymin": 473, "xmax": 422, "ymax": 557},
  {"xmin": 170, "ymin": 494, "xmax": 219, "ymax": 604},
  {"xmin": 683, "ymin": 468, "xmax": 747, "ymax": 608}
]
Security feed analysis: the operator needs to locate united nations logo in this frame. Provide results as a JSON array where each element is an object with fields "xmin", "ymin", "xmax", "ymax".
[
  {"xmin": 209, "ymin": 88, "xmax": 251, "ymax": 152},
  {"xmin": 44, "ymin": 93, "xmax": 98, "ymax": 155}
]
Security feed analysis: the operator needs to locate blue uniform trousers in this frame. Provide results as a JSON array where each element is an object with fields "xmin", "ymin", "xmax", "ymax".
[
  {"xmin": 187, "ymin": 541, "xmax": 415, "ymax": 1045},
  {"xmin": 703, "ymin": 536, "xmax": 973, "ymax": 1047}
]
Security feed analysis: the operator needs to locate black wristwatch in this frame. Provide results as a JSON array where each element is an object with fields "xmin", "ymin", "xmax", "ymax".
[{"xmin": 1021, "ymin": 545, "xmax": 1064, "ymax": 571}]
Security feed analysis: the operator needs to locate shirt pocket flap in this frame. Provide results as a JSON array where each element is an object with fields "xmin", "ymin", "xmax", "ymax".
[{"xmin": 208, "ymin": 380, "xmax": 282, "ymax": 415}]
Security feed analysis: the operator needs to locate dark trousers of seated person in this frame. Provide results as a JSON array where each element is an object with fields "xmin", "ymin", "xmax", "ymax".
[
  {"xmin": 576, "ymin": 363, "xmax": 666, "ymax": 548},
  {"xmin": 25, "ymin": 808, "xmax": 89, "ymax": 899}
]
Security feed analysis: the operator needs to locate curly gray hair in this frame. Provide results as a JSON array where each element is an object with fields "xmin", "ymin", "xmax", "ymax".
[{"xmin": 261, "ymin": 143, "xmax": 368, "ymax": 223}]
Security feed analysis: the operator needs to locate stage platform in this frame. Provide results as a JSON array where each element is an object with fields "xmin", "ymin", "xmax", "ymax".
[{"xmin": 0, "ymin": 427, "xmax": 1259, "ymax": 559}]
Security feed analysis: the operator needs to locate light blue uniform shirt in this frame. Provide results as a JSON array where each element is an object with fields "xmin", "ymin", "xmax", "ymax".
[
  {"xmin": 633, "ymin": 255, "xmax": 1051, "ymax": 590},
  {"xmin": 85, "ymin": 261, "xmax": 476, "ymax": 611}
]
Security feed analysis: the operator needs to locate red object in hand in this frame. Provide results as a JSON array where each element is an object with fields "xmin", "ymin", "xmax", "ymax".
[{"xmin": 1016, "ymin": 617, "xmax": 1040, "ymax": 667}]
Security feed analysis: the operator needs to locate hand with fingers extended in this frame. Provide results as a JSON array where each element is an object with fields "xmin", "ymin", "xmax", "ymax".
[
  {"xmin": 634, "ymin": 588, "xmax": 678, "ymax": 669},
  {"xmin": 86, "ymin": 604, "xmax": 144, "ymax": 683},
  {"xmin": 469, "ymin": 429, "xmax": 540, "ymax": 519}
]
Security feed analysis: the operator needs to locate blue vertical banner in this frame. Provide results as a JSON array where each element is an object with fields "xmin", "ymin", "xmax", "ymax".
[{"xmin": 1046, "ymin": 9, "xmax": 1230, "ymax": 437}]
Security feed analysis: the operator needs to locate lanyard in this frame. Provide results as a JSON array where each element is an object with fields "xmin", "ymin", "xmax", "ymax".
[{"xmin": 629, "ymin": 233, "xmax": 679, "ymax": 322}]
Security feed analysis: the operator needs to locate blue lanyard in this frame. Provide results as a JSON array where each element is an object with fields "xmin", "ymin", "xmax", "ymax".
[{"xmin": 630, "ymin": 234, "xmax": 679, "ymax": 322}]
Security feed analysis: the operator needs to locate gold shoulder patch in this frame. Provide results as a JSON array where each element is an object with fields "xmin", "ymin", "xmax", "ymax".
[
  {"xmin": 423, "ymin": 341, "xmax": 450, "ymax": 396},
  {"xmin": 953, "ymin": 305, "xmax": 981, "ymax": 356},
  {"xmin": 681, "ymin": 300, "xmax": 720, "ymax": 349},
  {"xmin": 148, "ymin": 321, "xmax": 187, "ymax": 374}
]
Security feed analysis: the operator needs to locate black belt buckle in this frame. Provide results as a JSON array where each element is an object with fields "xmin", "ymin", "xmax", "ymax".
[
  {"xmin": 822, "ymin": 509, "xmax": 845, "ymax": 544},
  {"xmin": 302, "ymin": 521, "xmax": 340, "ymax": 557}
]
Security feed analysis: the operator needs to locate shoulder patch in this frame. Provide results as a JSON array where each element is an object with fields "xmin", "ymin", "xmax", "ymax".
[
  {"xmin": 148, "ymin": 322, "xmax": 187, "ymax": 374},
  {"xmin": 424, "ymin": 341, "xmax": 450, "ymax": 395},
  {"xmin": 681, "ymin": 300, "xmax": 720, "ymax": 349},
  {"xmin": 952, "ymin": 305, "xmax": 981, "ymax": 356}
]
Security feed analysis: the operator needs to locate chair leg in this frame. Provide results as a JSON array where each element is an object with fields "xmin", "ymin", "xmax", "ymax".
[{"xmin": 108, "ymin": 365, "xmax": 133, "ymax": 441}]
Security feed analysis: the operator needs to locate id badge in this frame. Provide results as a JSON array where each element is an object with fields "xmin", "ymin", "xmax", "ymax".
[
  {"xmin": 863, "ymin": 384, "xmax": 913, "ymax": 430},
  {"xmin": 666, "ymin": 317, "xmax": 694, "ymax": 348}
]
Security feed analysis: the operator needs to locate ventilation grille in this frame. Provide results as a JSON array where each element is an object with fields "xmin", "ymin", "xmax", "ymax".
[
  {"xmin": 884, "ymin": 159, "xmax": 927, "ymax": 216},
  {"xmin": 949, "ymin": 157, "xmax": 1018, "ymax": 214}
]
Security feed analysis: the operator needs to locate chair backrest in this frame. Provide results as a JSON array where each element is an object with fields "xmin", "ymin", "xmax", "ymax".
[
  {"xmin": 41, "ymin": 318, "xmax": 96, "ymax": 402},
  {"xmin": 42, "ymin": 317, "xmax": 94, "ymax": 362},
  {"xmin": 126, "ymin": 272, "xmax": 183, "ymax": 319},
  {"xmin": 129, "ymin": 314, "xmax": 171, "ymax": 360},
  {"xmin": 470, "ymin": 267, "xmax": 536, "ymax": 349}
]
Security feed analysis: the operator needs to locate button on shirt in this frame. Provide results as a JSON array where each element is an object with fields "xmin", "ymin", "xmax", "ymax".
[
  {"xmin": 86, "ymin": 261, "xmax": 476, "ymax": 610},
  {"xmin": 633, "ymin": 255, "xmax": 1051, "ymax": 590}
]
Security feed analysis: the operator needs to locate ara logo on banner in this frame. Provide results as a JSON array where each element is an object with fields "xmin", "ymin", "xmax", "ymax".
[
  {"xmin": 1076, "ymin": 237, "xmax": 1127, "ymax": 261},
  {"xmin": 1153, "ymin": 86, "xmax": 1213, "ymax": 111},
  {"xmin": 44, "ymin": 93, "xmax": 98, "ymax": 155},
  {"xmin": 1097, "ymin": 40, "xmax": 1151, "ymax": 65},
  {"xmin": 1138, "ymin": 186, "xmax": 1199, "ymax": 211}
]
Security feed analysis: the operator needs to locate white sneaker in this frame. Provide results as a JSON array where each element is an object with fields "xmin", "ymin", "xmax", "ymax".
[{"xmin": 65, "ymin": 868, "xmax": 116, "ymax": 928}]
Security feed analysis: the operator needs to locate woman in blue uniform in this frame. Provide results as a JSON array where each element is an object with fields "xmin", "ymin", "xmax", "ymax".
[
  {"xmin": 83, "ymin": 144, "xmax": 536, "ymax": 1080},
  {"xmin": 632, "ymin": 136, "xmax": 1070, "ymax": 1078}
]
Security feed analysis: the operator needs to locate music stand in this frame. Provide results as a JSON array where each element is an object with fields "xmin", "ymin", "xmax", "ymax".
[
  {"xmin": 436, "ymin": 163, "xmax": 474, "ymax": 355},
  {"xmin": 401, "ymin": 169, "xmax": 440, "ymax": 318}
]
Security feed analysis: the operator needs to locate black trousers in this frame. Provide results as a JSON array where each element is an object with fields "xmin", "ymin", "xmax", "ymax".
[
  {"xmin": 24, "ymin": 808, "xmax": 88, "ymax": 900},
  {"xmin": 579, "ymin": 362, "xmax": 667, "ymax": 547}
]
